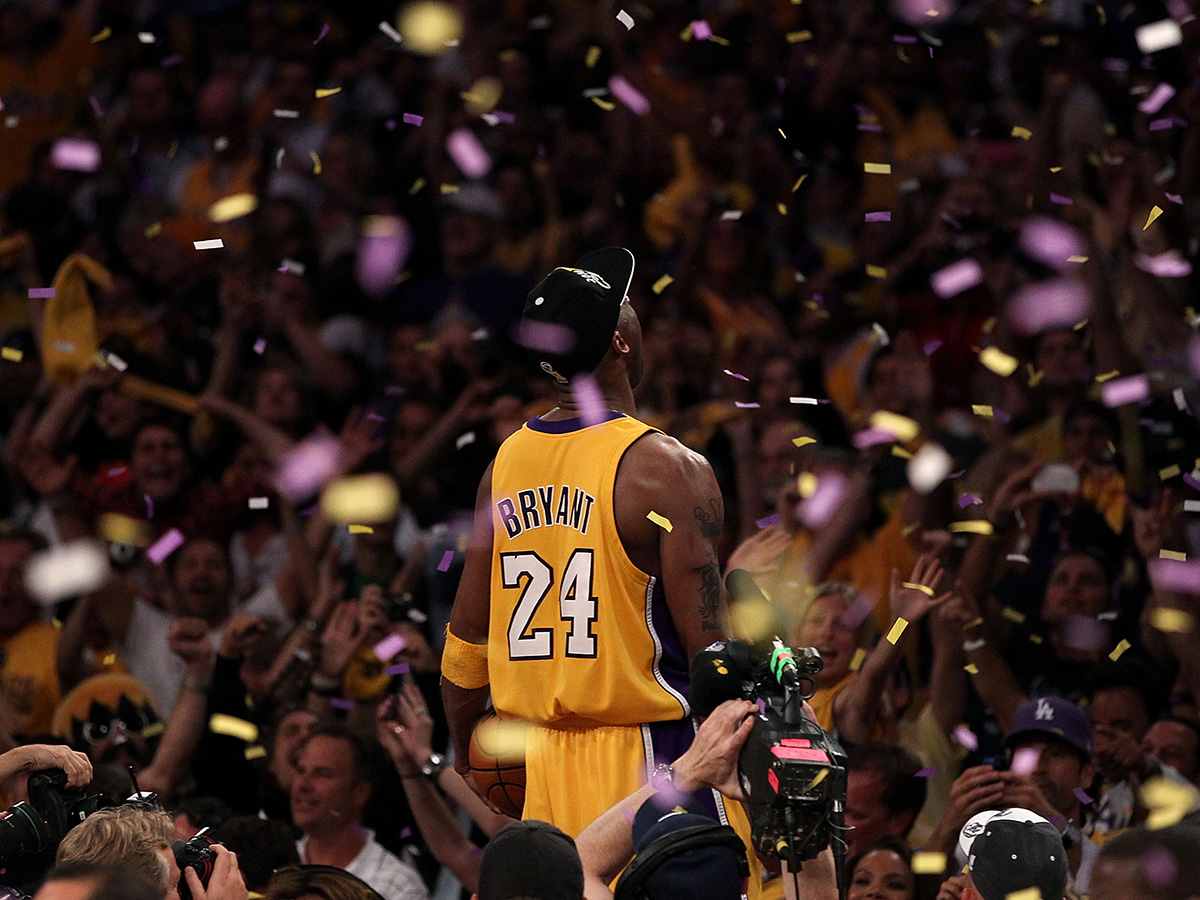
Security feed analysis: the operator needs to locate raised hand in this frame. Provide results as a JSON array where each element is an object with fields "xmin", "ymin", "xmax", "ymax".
[
  {"xmin": 318, "ymin": 601, "xmax": 363, "ymax": 680},
  {"xmin": 888, "ymin": 553, "xmax": 951, "ymax": 624},
  {"xmin": 21, "ymin": 443, "xmax": 77, "ymax": 499}
]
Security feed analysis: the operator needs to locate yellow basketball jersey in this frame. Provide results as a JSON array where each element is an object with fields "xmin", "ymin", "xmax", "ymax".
[{"xmin": 488, "ymin": 412, "xmax": 691, "ymax": 726}]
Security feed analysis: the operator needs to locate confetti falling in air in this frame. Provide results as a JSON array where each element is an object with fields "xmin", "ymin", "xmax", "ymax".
[
  {"xmin": 51, "ymin": 139, "xmax": 102, "ymax": 173},
  {"xmin": 1144, "ymin": 206, "xmax": 1164, "ymax": 230},
  {"xmin": 647, "ymin": 511, "xmax": 673, "ymax": 532},
  {"xmin": 911, "ymin": 852, "xmax": 946, "ymax": 875},
  {"xmin": 315, "ymin": 87, "xmax": 341, "ymax": 99},
  {"xmin": 723, "ymin": 369, "xmax": 750, "ymax": 382},
  {"xmin": 800, "ymin": 471, "xmax": 847, "ymax": 528},
  {"xmin": 321, "ymin": 473, "xmax": 400, "ymax": 525},
  {"xmin": 1018, "ymin": 217, "xmax": 1087, "ymax": 270},
  {"xmin": 1139, "ymin": 83, "xmax": 1176, "ymax": 114},
  {"xmin": 864, "ymin": 162, "xmax": 892, "ymax": 174},
  {"xmin": 1109, "ymin": 639, "xmax": 1132, "ymax": 661},
  {"xmin": 1100, "ymin": 374, "xmax": 1151, "ymax": 407},
  {"xmin": 276, "ymin": 434, "xmax": 345, "ymax": 502},
  {"xmin": 208, "ymin": 193, "xmax": 258, "ymax": 223},
  {"xmin": 914, "ymin": 767, "xmax": 936, "ymax": 777},
  {"xmin": 864, "ymin": 211, "xmax": 891, "ymax": 222},
  {"xmin": 446, "ymin": 128, "xmax": 491, "ymax": 178},
  {"xmin": 979, "ymin": 346, "xmax": 1019, "ymax": 377},
  {"xmin": 1136, "ymin": 19, "xmax": 1184, "ymax": 53},
  {"xmin": 609, "ymin": 75, "xmax": 650, "ymax": 115},
  {"xmin": 902, "ymin": 581, "xmax": 935, "ymax": 596},
  {"xmin": 958, "ymin": 494, "xmax": 982, "ymax": 508},
  {"xmin": 146, "ymin": 528, "xmax": 186, "ymax": 565},
  {"xmin": 1142, "ymin": 846, "xmax": 1179, "ymax": 887},
  {"xmin": 403, "ymin": 112, "xmax": 424, "ymax": 126},
  {"xmin": 953, "ymin": 725, "xmax": 979, "ymax": 751},
  {"xmin": 571, "ymin": 373, "xmax": 608, "ymax": 428},
  {"xmin": 209, "ymin": 714, "xmax": 258, "ymax": 742},
  {"xmin": 25, "ymin": 541, "xmax": 110, "ymax": 604},
  {"xmin": 931, "ymin": 258, "xmax": 984, "ymax": 297},
  {"xmin": 1011, "ymin": 126, "xmax": 1032, "ymax": 140},
  {"xmin": 756, "ymin": 514, "xmax": 781, "ymax": 529},
  {"xmin": 1004, "ymin": 889, "xmax": 1042, "ymax": 900},
  {"xmin": 2, "ymin": 347, "xmax": 23, "ymax": 362},
  {"xmin": 1011, "ymin": 747, "xmax": 1041, "ymax": 775},
  {"xmin": 348, "ymin": 525, "xmax": 373, "ymax": 534},
  {"xmin": 513, "ymin": 319, "xmax": 575, "ymax": 355},
  {"xmin": 373, "ymin": 633, "xmax": 408, "ymax": 661},
  {"xmin": 907, "ymin": 443, "xmax": 953, "ymax": 494},
  {"xmin": 793, "ymin": 436, "xmax": 816, "ymax": 447},
  {"xmin": 692, "ymin": 20, "xmax": 712, "ymax": 40},
  {"xmin": 396, "ymin": 1, "xmax": 463, "ymax": 54},
  {"xmin": 1007, "ymin": 278, "xmax": 1091, "ymax": 336},
  {"xmin": 438, "ymin": 550, "xmax": 455, "ymax": 572},
  {"xmin": 616, "ymin": 9, "xmax": 634, "ymax": 29},
  {"xmin": 193, "ymin": 239, "xmax": 224, "ymax": 250},
  {"xmin": 1135, "ymin": 250, "xmax": 1192, "ymax": 278},
  {"xmin": 28, "ymin": 288, "xmax": 55, "ymax": 299},
  {"xmin": 869, "ymin": 411, "xmax": 920, "ymax": 443},
  {"xmin": 356, "ymin": 215, "xmax": 412, "ymax": 297},
  {"xmin": 91, "ymin": 27, "xmax": 111, "ymax": 42},
  {"xmin": 885, "ymin": 617, "xmax": 910, "ymax": 644},
  {"xmin": 950, "ymin": 520, "xmax": 994, "ymax": 535},
  {"xmin": 1150, "ymin": 607, "xmax": 1194, "ymax": 633}
]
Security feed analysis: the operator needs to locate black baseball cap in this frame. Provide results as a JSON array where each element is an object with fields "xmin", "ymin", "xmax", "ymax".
[
  {"xmin": 617, "ymin": 799, "xmax": 746, "ymax": 900},
  {"xmin": 959, "ymin": 808, "xmax": 1069, "ymax": 900},
  {"xmin": 477, "ymin": 820, "xmax": 584, "ymax": 900},
  {"xmin": 520, "ymin": 247, "xmax": 635, "ymax": 382}
]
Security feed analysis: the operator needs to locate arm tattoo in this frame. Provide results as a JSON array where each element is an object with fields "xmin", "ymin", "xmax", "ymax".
[
  {"xmin": 694, "ymin": 548, "xmax": 722, "ymax": 631},
  {"xmin": 693, "ymin": 497, "xmax": 724, "ymax": 540}
]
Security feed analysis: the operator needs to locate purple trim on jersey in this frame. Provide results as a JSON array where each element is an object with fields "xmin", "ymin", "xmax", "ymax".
[
  {"xmin": 525, "ymin": 411, "xmax": 625, "ymax": 433},
  {"xmin": 650, "ymin": 576, "xmax": 691, "ymax": 705},
  {"xmin": 646, "ymin": 718, "xmax": 721, "ymax": 820}
]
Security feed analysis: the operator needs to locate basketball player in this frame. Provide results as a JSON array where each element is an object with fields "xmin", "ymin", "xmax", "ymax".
[{"xmin": 441, "ymin": 249, "xmax": 752, "ymax": 877}]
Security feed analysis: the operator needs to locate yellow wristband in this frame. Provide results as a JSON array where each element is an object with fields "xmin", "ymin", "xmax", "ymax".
[{"xmin": 441, "ymin": 626, "xmax": 490, "ymax": 690}]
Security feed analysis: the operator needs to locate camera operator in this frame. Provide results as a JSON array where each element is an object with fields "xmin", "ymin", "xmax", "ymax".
[
  {"xmin": 574, "ymin": 699, "xmax": 838, "ymax": 900},
  {"xmin": 56, "ymin": 806, "xmax": 247, "ymax": 900},
  {"xmin": 0, "ymin": 745, "xmax": 92, "ymax": 797}
]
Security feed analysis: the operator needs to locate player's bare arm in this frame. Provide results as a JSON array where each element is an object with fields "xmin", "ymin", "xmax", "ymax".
[
  {"xmin": 443, "ymin": 461, "xmax": 495, "ymax": 772},
  {"xmin": 615, "ymin": 432, "xmax": 729, "ymax": 662}
]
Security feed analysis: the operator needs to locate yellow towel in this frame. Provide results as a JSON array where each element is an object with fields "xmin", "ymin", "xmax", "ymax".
[{"xmin": 41, "ymin": 254, "xmax": 110, "ymax": 386}]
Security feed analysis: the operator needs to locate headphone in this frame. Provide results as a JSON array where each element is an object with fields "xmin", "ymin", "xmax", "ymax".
[{"xmin": 613, "ymin": 824, "xmax": 750, "ymax": 900}]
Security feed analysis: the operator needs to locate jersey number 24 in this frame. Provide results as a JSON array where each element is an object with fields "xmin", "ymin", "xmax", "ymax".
[{"xmin": 501, "ymin": 550, "xmax": 597, "ymax": 660}]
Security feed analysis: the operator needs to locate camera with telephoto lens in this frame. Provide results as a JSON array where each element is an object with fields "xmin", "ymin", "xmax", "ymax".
[
  {"xmin": 174, "ymin": 832, "xmax": 217, "ymax": 900},
  {"xmin": 0, "ymin": 769, "xmax": 107, "ymax": 864}
]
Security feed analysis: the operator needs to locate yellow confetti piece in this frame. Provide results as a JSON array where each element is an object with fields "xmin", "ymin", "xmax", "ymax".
[
  {"xmin": 950, "ymin": 520, "xmax": 995, "ymax": 535},
  {"xmin": 1144, "ymin": 205, "xmax": 1164, "ymax": 230},
  {"xmin": 592, "ymin": 97, "xmax": 616, "ymax": 111},
  {"xmin": 585, "ymin": 45, "xmax": 601, "ymax": 68},
  {"xmin": 1002, "ymin": 606, "xmax": 1026, "ymax": 623},
  {"xmin": 979, "ymin": 346, "xmax": 1019, "ymax": 377},
  {"xmin": 102, "ymin": 653, "xmax": 116, "ymax": 666},
  {"xmin": 964, "ymin": 663, "xmax": 979, "ymax": 674},
  {"xmin": 1039, "ymin": 34, "xmax": 1059, "ymax": 46},
  {"xmin": 786, "ymin": 30, "xmax": 813, "ymax": 42},
  {"xmin": 1160, "ymin": 465, "xmax": 1180, "ymax": 480},
  {"xmin": 797, "ymin": 473, "xmax": 819, "ymax": 498},
  {"xmin": 793, "ymin": 436, "xmax": 817, "ymax": 448},
  {"xmin": 647, "ymin": 511, "xmax": 673, "ymax": 532},
  {"xmin": 1160, "ymin": 549, "xmax": 1188, "ymax": 561},
  {"xmin": 322, "ymin": 472, "xmax": 400, "ymax": 525},
  {"xmin": 310, "ymin": 151, "xmax": 321, "ymax": 174},
  {"xmin": 91, "ymin": 27, "xmax": 112, "ymax": 42},
  {"xmin": 52, "ymin": 619, "xmax": 63, "ymax": 630},
  {"xmin": 145, "ymin": 222, "xmax": 162, "ymax": 238},
  {"xmin": 912, "ymin": 852, "xmax": 946, "ymax": 875},
  {"xmin": 1011, "ymin": 126, "xmax": 1032, "ymax": 140},
  {"xmin": 885, "ymin": 617, "xmax": 909, "ymax": 645},
  {"xmin": 440, "ymin": 183, "xmax": 460, "ymax": 194},
  {"xmin": 1, "ymin": 347, "xmax": 23, "ymax": 362},
  {"xmin": 1094, "ymin": 370, "xmax": 1120, "ymax": 383},
  {"xmin": 864, "ymin": 162, "xmax": 892, "ymax": 175},
  {"xmin": 870, "ymin": 410, "xmax": 920, "ymax": 442},
  {"xmin": 778, "ymin": 128, "xmax": 787, "ymax": 140},
  {"xmin": 891, "ymin": 446, "xmax": 912, "ymax": 460},
  {"xmin": 777, "ymin": 202, "xmax": 787, "ymax": 216},
  {"xmin": 850, "ymin": 648, "xmax": 867, "ymax": 672},
  {"xmin": 1005, "ymin": 889, "xmax": 1042, "ymax": 900},
  {"xmin": 315, "ymin": 87, "xmax": 342, "ymax": 99},
  {"xmin": 1050, "ymin": 166, "xmax": 1062, "ymax": 173},
  {"xmin": 1151, "ymin": 608, "xmax": 1194, "ymax": 633},
  {"xmin": 792, "ymin": 174, "xmax": 808, "ymax": 192},
  {"xmin": 1028, "ymin": 634, "xmax": 1044, "ymax": 645},
  {"xmin": 866, "ymin": 265, "xmax": 887, "ymax": 279},
  {"xmin": 902, "ymin": 582, "xmax": 934, "ymax": 597},
  {"xmin": 652, "ymin": 275, "xmax": 673, "ymax": 294},
  {"xmin": 348, "ymin": 525, "xmax": 374, "ymax": 534},
  {"xmin": 209, "ymin": 714, "xmax": 259, "ymax": 742},
  {"xmin": 141, "ymin": 722, "xmax": 165, "ymax": 739},
  {"xmin": 966, "ymin": 617, "xmax": 984, "ymax": 629},
  {"xmin": 1143, "ymin": 777, "xmax": 1200, "ymax": 829},
  {"xmin": 97, "ymin": 513, "xmax": 152, "ymax": 548},
  {"xmin": 244, "ymin": 745, "xmax": 268, "ymax": 760},
  {"xmin": 972, "ymin": 405, "xmax": 994, "ymax": 418},
  {"xmin": 1067, "ymin": 255, "xmax": 1089, "ymax": 263},
  {"xmin": 208, "ymin": 192, "xmax": 259, "ymax": 223},
  {"xmin": 1109, "ymin": 639, "xmax": 1132, "ymax": 661},
  {"xmin": 409, "ymin": 178, "xmax": 426, "ymax": 195},
  {"xmin": 708, "ymin": 35, "xmax": 730, "ymax": 46}
]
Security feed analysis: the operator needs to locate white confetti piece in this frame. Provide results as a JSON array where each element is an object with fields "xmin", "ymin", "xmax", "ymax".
[
  {"xmin": 379, "ymin": 20, "xmax": 403, "ymax": 42},
  {"xmin": 616, "ymin": 9, "xmax": 634, "ymax": 29},
  {"xmin": 1136, "ymin": 19, "xmax": 1184, "ymax": 54},
  {"xmin": 455, "ymin": 431, "xmax": 476, "ymax": 450},
  {"xmin": 26, "ymin": 541, "xmax": 110, "ymax": 604},
  {"xmin": 51, "ymin": 139, "xmax": 102, "ymax": 173},
  {"xmin": 248, "ymin": 497, "xmax": 269, "ymax": 510},
  {"xmin": 137, "ymin": 32, "xmax": 156, "ymax": 43},
  {"xmin": 193, "ymin": 239, "xmax": 224, "ymax": 250},
  {"xmin": 907, "ymin": 443, "xmax": 953, "ymax": 494}
]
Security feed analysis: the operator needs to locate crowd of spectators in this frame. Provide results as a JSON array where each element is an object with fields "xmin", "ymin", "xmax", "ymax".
[{"xmin": 1, "ymin": 0, "xmax": 1200, "ymax": 897}]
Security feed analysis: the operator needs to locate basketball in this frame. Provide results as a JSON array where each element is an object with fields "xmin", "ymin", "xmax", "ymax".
[{"xmin": 468, "ymin": 711, "xmax": 527, "ymax": 818}]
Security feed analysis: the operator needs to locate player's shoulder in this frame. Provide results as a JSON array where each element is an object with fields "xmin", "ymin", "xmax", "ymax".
[{"xmin": 624, "ymin": 431, "xmax": 716, "ymax": 487}]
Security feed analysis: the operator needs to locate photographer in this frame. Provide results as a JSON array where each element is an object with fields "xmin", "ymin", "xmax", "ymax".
[
  {"xmin": 574, "ymin": 700, "xmax": 838, "ymax": 900},
  {"xmin": 0, "ymin": 745, "xmax": 92, "ymax": 796}
]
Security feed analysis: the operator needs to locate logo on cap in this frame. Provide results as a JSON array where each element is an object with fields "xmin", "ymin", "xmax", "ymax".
[
  {"xmin": 560, "ymin": 267, "xmax": 611, "ymax": 289},
  {"xmin": 1035, "ymin": 698, "xmax": 1055, "ymax": 721},
  {"xmin": 962, "ymin": 821, "xmax": 985, "ymax": 839}
]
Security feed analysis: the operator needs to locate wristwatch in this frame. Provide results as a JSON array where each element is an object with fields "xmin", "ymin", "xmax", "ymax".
[
  {"xmin": 421, "ymin": 752, "xmax": 447, "ymax": 778},
  {"xmin": 651, "ymin": 763, "xmax": 674, "ymax": 788}
]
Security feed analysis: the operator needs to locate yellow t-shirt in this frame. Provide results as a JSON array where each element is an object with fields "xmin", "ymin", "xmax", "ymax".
[{"xmin": 1, "ymin": 622, "xmax": 62, "ymax": 735}]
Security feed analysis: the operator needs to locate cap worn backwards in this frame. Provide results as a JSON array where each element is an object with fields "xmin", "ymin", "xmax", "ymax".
[
  {"xmin": 477, "ymin": 820, "xmax": 584, "ymax": 900},
  {"xmin": 959, "ymin": 808, "xmax": 1069, "ymax": 900},
  {"xmin": 521, "ymin": 247, "xmax": 635, "ymax": 383}
]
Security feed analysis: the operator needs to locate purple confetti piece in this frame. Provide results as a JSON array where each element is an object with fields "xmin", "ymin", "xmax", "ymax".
[
  {"xmin": 608, "ymin": 75, "xmax": 650, "ymax": 116},
  {"xmin": 1018, "ymin": 217, "xmax": 1086, "ymax": 271},
  {"xmin": 893, "ymin": 34, "xmax": 918, "ymax": 43},
  {"xmin": 144, "ymin": 494, "xmax": 155, "ymax": 519},
  {"xmin": 1148, "ymin": 559, "xmax": 1200, "ymax": 593},
  {"xmin": 329, "ymin": 697, "xmax": 356, "ymax": 711},
  {"xmin": 1183, "ymin": 472, "xmax": 1200, "ymax": 491},
  {"xmin": 756, "ymin": 514, "xmax": 782, "ymax": 529},
  {"xmin": 1166, "ymin": 192, "xmax": 1183, "ymax": 204},
  {"xmin": 723, "ymin": 369, "xmax": 750, "ymax": 382},
  {"xmin": 446, "ymin": 128, "xmax": 491, "ymax": 178},
  {"xmin": 800, "ymin": 471, "xmax": 847, "ymax": 529},
  {"xmin": 931, "ymin": 258, "xmax": 983, "ymax": 298},
  {"xmin": 572, "ymin": 373, "xmax": 608, "ymax": 427},
  {"xmin": 27, "ymin": 288, "xmax": 55, "ymax": 299},
  {"xmin": 1135, "ymin": 250, "xmax": 1192, "ymax": 278},
  {"xmin": 1149, "ymin": 118, "xmax": 1175, "ymax": 131},
  {"xmin": 1073, "ymin": 787, "xmax": 1093, "ymax": 805},
  {"xmin": 107, "ymin": 466, "xmax": 127, "ymax": 477},
  {"xmin": 366, "ymin": 412, "xmax": 385, "ymax": 422},
  {"xmin": 384, "ymin": 119, "xmax": 396, "ymax": 131},
  {"xmin": 1049, "ymin": 192, "xmax": 1074, "ymax": 205},
  {"xmin": 1139, "ymin": 83, "xmax": 1176, "ymax": 114},
  {"xmin": 853, "ymin": 428, "xmax": 897, "ymax": 449},
  {"xmin": 437, "ymin": 550, "xmax": 455, "ymax": 572},
  {"xmin": 1007, "ymin": 278, "xmax": 1091, "ymax": 336},
  {"xmin": 993, "ymin": 408, "xmax": 1011, "ymax": 424},
  {"xmin": 923, "ymin": 340, "xmax": 943, "ymax": 356},
  {"xmin": 953, "ymin": 725, "xmax": 979, "ymax": 751},
  {"xmin": 385, "ymin": 663, "xmax": 411, "ymax": 676},
  {"xmin": 314, "ymin": 23, "xmax": 330, "ymax": 44},
  {"xmin": 51, "ymin": 138, "xmax": 102, "ymax": 173},
  {"xmin": 513, "ymin": 319, "xmax": 575, "ymax": 354},
  {"xmin": 1061, "ymin": 615, "xmax": 1108, "ymax": 652},
  {"xmin": 692, "ymin": 20, "xmax": 712, "ymax": 40},
  {"xmin": 864, "ymin": 211, "xmax": 892, "ymax": 222},
  {"xmin": 914, "ymin": 767, "xmax": 936, "ymax": 778},
  {"xmin": 734, "ymin": 402, "xmax": 761, "ymax": 409},
  {"xmin": 161, "ymin": 55, "xmax": 182, "ymax": 68},
  {"xmin": 1143, "ymin": 846, "xmax": 1178, "ymax": 888},
  {"xmin": 275, "ymin": 434, "xmax": 344, "ymax": 502},
  {"xmin": 89, "ymin": 96, "xmax": 104, "ymax": 117},
  {"xmin": 373, "ymin": 632, "xmax": 409, "ymax": 661},
  {"xmin": 1191, "ymin": 334, "xmax": 1200, "ymax": 379},
  {"xmin": 1011, "ymin": 746, "xmax": 1041, "ymax": 775},
  {"xmin": 857, "ymin": 123, "xmax": 883, "ymax": 132},
  {"xmin": 491, "ymin": 110, "xmax": 515, "ymax": 124},
  {"xmin": 756, "ymin": 698, "xmax": 767, "ymax": 715},
  {"xmin": 252, "ymin": 337, "xmax": 267, "ymax": 354},
  {"xmin": 402, "ymin": 113, "xmax": 424, "ymax": 126},
  {"xmin": 399, "ymin": 827, "xmax": 412, "ymax": 839},
  {"xmin": 1101, "ymin": 374, "xmax": 1151, "ymax": 407},
  {"xmin": 958, "ymin": 493, "xmax": 982, "ymax": 508},
  {"xmin": 355, "ymin": 215, "xmax": 412, "ymax": 298},
  {"xmin": 146, "ymin": 528, "xmax": 185, "ymax": 564},
  {"xmin": 949, "ymin": 469, "xmax": 966, "ymax": 479}
]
